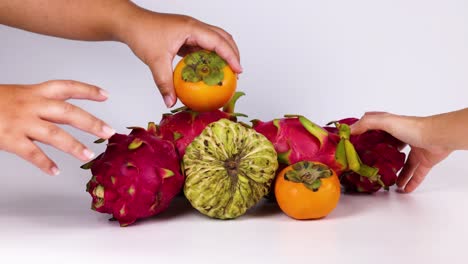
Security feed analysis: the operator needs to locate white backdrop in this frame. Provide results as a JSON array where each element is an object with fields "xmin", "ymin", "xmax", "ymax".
[{"xmin": 1, "ymin": 1, "xmax": 467, "ymax": 263}]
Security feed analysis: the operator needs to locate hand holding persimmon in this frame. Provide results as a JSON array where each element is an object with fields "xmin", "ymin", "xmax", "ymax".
[{"xmin": 173, "ymin": 50, "xmax": 237, "ymax": 112}]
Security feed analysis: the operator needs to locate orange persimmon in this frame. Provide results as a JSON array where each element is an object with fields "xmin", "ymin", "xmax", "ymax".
[
  {"xmin": 173, "ymin": 50, "xmax": 237, "ymax": 112},
  {"xmin": 275, "ymin": 161, "xmax": 341, "ymax": 220}
]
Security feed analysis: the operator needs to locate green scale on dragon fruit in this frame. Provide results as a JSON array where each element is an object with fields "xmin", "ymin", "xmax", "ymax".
[{"xmin": 158, "ymin": 91, "xmax": 247, "ymax": 158}]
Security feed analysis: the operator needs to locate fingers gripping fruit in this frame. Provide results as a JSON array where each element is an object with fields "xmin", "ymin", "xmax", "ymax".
[
  {"xmin": 81, "ymin": 123, "xmax": 184, "ymax": 227},
  {"xmin": 183, "ymin": 119, "xmax": 278, "ymax": 219},
  {"xmin": 275, "ymin": 161, "xmax": 341, "ymax": 220},
  {"xmin": 324, "ymin": 118, "xmax": 406, "ymax": 193},
  {"xmin": 173, "ymin": 50, "xmax": 237, "ymax": 112}
]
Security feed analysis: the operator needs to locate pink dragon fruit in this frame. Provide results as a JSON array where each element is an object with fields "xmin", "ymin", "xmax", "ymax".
[
  {"xmin": 81, "ymin": 122, "xmax": 184, "ymax": 226},
  {"xmin": 324, "ymin": 118, "xmax": 406, "ymax": 193},
  {"xmin": 252, "ymin": 115, "xmax": 375, "ymax": 175},
  {"xmin": 253, "ymin": 116, "xmax": 343, "ymax": 173},
  {"xmin": 253, "ymin": 115, "xmax": 379, "ymax": 199},
  {"xmin": 158, "ymin": 91, "xmax": 246, "ymax": 157}
]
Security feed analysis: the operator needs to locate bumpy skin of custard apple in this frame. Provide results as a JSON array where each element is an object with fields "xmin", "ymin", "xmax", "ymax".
[{"xmin": 183, "ymin": 119, "xmax": 278, "ymax": 219}]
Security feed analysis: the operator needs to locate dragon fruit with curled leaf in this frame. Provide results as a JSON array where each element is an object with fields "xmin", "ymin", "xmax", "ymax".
[
  {"xmin": 253, "ymin": 115, "xmax": 405, "ymax": 194},
  {"xmin": 253, "ymin": 115, "xmax": 379, "ymax": 197},
  {"xmin": 81, "ymin": 122, "xmax": 184, "ymax": 226},
  {"xmin": 324, "ymin": 118, "xmax": 406, "ymax": 193},
  {"xmin": 158, "ymin": 91, "xmax": 246, "ymax": 158},
  {"xmin": 253, "ymin": 116, "xmax": 342, "ymax": 173}
]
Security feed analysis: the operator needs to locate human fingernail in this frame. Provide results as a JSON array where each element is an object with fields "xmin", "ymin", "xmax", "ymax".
[
  {"xmin": 99, "ymin": 89, "xmax": 109, "ymax": 98},
  {"xmin": 102, "ymin": 125, "xmax": 116, "ymax": 137},
  {"xmin": 51, "ymin": 167, "xmax": 60, "ymax": 176},
  {"xmin": 83, "ymin": 149, "xmax": 95, "ymax": 160},
  {"xmin": 164, "ymin": 95, "xmax": 174, "ymax": 108}
]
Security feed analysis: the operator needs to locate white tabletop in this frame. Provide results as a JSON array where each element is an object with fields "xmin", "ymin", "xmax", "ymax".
[{"xmin": 1, "ymin": 151, "xmax": 467, "ymax": 264}]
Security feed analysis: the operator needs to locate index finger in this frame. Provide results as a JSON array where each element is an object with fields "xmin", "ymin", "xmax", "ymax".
[
  {"xmin": 192, "ymin": 28, "xmax": 243, "ymax": 73},
  {"xmin": 36, "ymin": 80, "xmax": 109, "ymax": 101},
  {"xmin": 207, "ymin": 25, "xmax": 240, "ymax": 63}
]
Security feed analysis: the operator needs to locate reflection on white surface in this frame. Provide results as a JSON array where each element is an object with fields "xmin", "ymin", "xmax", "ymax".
[{"xmin": 0, "ymin": 176, "xmax": 467, "ymax": 264}]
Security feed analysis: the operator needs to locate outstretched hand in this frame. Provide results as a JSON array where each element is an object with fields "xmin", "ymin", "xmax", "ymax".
[{"xmin": 0, "ymin": 81, "xmax": 115, "ymax": 175}]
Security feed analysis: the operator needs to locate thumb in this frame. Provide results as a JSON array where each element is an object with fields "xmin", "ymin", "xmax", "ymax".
[{"xmin": 148, "ymin": 55, "xmax": 176, "ymax": 108}]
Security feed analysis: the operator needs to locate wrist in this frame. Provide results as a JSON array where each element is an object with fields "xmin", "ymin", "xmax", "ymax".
[
  {"xmin": 420, "ymin": 116, "xmax": 436, "ymax": 147},
  {"xmin": 109, "ymin": 1, "xmax": 146, "ymax": 43},
  {"xmin": 423, "ymin": 114, "xmax": 454, "ymax": 152},
  {"xmin": 426, "ymin": 109, "xmax": 468, "ymax": 151}
]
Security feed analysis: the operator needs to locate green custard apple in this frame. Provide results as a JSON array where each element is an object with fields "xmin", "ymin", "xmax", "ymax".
[{"xmin": 183, "ymin": 119, "xmax": 278, "ymax": 219}]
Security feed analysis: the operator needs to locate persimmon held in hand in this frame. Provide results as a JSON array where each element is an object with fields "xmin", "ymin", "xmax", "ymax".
[
  {"xmin": 275, "ymin": 161, "xmax": 341, "ymax": 220},
  {"xmin": 173, "ymin": 50, "xmax": 237, "ymax": 112}
]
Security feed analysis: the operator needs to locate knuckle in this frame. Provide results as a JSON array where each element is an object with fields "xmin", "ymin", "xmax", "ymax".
[
  {"xmin": 41, "ymin": 159, "xmax": 54, "ymax": 169},
  {"xmin": 225, "ymin": 32, "xmax": 234, "ymax": 41},
  {"xmin": 381, "ymin": 112, "xmax": 392, "ymax": 120},
  {"xmin": 45, "ymin": 80, "xmax": 77, "ymax": 91},
  {"xmin": 180, "ymin": 15, "xmax": 197, "ymax": 28},
  {"xmin": 0, "ymin": 125, "xmax": 15, "ymax": 139},
  {"xmin": 11, "ymin": 96, "xmax": 28, "ymax": 109},
  {"xmin": 90, "ymin": 85, "xmax": 101, "ymax": 95},
  {"xmin": 156, "ymin": 80, "xmax": 171, "ymax": 90},
  {"xmin": 411, "ymin": 175, "xmax": 423, "ymax": 184},
  {"xmin": 70, "ymin": 140, "xmax": 85, "ymax": 155},
  {"xmin": 154, "ymin": 76, "xmax": 172, "ymax": 92},
  {"xmin": 46, "ymin": 125, "xmax": 61, "ymax": 137},
  {"xmin": 223, "ymin": 51, "xmax": 234, "ymax": 61},
  {"xmin": 14, "ymin": 140, "xmax": 30, "ymax": 152},
  {"xmin": 90, "ymin": 119, "xmax": 104, "ymax": 133},
  {"xmin": 43, "ymin": 79, "xmax": 75, "ymax": 89},
  {"xmin": 396, "ymin": 181, "xmax": 404, "ymax": 188},
  {"xmin": 215, "ymin": 45, "xmax": 233, "ymax": 61},
  {"xmin": 362, "ymin": 112, "xmax": 389, "ymax": 129},
  {"xmin": 40, "ymin": 80, "xmax": 78, "ymax": 98},
  {"xmin": 213, "ymin": 34, "xmax": 224, "ymax": 46},
  {"xmin": 25, "ymin": 147, "xmax": 43, "ymax": 162},
  {"xmin": 61, "ymin": 103, "xmax": 75, "ymax": 115},
  {"xmin": 62, "ymin": 80, "xmax": 77, "ymax": 89},
  {"xmin": 82, "ymin": 85, "xmax": 100, "ymax": 98},
  {"xmin": 0, "ymin": 135, "xmax": 20, "ymax": 152},
  {"xmin": 41, "ymin": 80, "xmax": 59, "ymax": 87},
  {"xmin": 149, "ymin": 56, "xmax": 173, "ymax": 94}
]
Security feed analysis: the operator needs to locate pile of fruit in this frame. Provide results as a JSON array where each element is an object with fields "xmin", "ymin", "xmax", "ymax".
[{"xmin": 81, "ymin": 51, "xmax": 406, "ymax": 226}]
